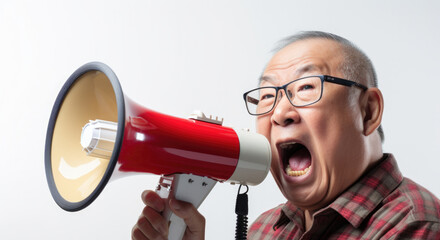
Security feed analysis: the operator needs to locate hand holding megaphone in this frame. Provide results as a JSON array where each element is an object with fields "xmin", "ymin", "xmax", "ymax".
[
  {"xmin": 45, "ymin": 62, "xmax": 271, "ymax": 240},
  {"xmin": 132, "ymin": 190, "xmax": 206, "ymax": 240}
]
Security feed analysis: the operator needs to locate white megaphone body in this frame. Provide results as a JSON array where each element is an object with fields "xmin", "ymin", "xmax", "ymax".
[{"xmin": 45, "ymin": 62, "xmax": 271, "ymax": 240}]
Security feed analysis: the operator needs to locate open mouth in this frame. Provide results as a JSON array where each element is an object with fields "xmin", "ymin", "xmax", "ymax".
[{"xmin": 279, "ymin": 142, "xmax": 312, "ymax": 177}]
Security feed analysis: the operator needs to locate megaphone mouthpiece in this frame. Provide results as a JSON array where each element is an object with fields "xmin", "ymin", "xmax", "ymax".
[{"xmin": 80, "ymin": 119, "xmax": 118, "ymax": 158}]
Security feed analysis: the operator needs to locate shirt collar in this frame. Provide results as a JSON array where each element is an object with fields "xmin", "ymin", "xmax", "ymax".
[
  {"xmin": 327, "ymin": 153, "xmax": 403, "ymax": 227},
  {"xmin": 274, "ymin": 153, "xmax": 403, "ymax": 229},
  {"xmin": 274, "ymin": 201, "xmax": 304, "ymax": 231}
]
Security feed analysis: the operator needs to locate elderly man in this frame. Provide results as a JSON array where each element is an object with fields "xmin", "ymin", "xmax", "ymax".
[{"xmin": 132, "ymin": 31, "xmax": 440, "ymax": 239}]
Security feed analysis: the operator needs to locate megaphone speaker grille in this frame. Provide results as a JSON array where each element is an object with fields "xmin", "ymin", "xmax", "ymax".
[{"xmin": 45, "ymin": 62, "xmax": 125, "ymax": 211}]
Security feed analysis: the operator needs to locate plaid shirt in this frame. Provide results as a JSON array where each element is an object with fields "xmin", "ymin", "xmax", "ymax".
[{"xmin": 248, "ymin": 154, "xmax": 440, "ymax": 239}]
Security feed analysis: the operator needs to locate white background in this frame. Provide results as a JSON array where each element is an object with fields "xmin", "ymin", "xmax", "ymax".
[{"xmin": 1, "ymin": 1, "xmax": 440, "ymax": 239}]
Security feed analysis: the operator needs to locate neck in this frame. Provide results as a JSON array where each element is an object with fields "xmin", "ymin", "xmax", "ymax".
[
  {"xmin": 302, "ymin": 149, "xmax": 384, "ymax": 233},
  {"xmin": 304, "ymin": 210, "xmax": 314, "ymax": 231},
  {"xmin": 365, "ymin": 133, "xmax": 384, "ymax": 170}
]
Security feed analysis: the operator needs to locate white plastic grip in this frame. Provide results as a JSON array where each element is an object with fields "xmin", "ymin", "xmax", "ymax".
[{"xmin": 156, "ymin": 174, "xmax": 217, "ymax": 240}]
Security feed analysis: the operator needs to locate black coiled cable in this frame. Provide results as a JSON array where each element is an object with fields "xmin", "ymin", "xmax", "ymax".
[
  {"xmin": 235, "ymin": 185, "xmax": 249, "ymax": 240},
  {"xmin": 235, "ymin": 214, "xmax": 248, "ymax": 240}
]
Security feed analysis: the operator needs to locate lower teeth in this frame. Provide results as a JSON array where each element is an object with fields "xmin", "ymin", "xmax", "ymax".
[{"xmin": 286, "ymin": 165, "xmax": 311, "ymax": 177}]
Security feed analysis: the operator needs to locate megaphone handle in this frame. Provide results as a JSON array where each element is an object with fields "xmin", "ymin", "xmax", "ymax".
[{"xmin": 156, "ymin": 174, "xmax": 217, "ymax": 240}]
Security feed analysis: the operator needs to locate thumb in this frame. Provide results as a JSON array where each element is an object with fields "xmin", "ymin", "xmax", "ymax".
[{"xmin": 169, "ymin": 198, "xmax": 205, "ymax": 239}]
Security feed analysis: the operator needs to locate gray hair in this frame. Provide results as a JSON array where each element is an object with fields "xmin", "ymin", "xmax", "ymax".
[{"xmin": 273, "ymin": 31, "xmax": 384, "ymax": 142}]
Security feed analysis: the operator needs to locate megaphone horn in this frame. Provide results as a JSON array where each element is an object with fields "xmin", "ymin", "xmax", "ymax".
[{"xmin": 45, "ymin": 62, "xmax": 271, "ymax": 239}]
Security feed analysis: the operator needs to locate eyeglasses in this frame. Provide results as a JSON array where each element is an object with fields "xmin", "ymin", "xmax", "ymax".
[{"xmin": 243, "ymin": 75, "xmax": 368, "ymax": 116}]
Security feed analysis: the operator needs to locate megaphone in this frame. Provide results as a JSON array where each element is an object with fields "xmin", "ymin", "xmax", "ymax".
[{"xmin": 45, "ymin": 62, "xmax": 271, "ymax": 239}]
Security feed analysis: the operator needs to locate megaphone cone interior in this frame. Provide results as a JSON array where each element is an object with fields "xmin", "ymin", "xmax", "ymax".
[{"xmin": 45, "ymin": 63, "xmax": 125, "ymax": 211}]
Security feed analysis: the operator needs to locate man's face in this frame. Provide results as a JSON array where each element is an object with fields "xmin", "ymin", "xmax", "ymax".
[{"xmin": 257, "ymin": 39, "xmax": 369, "ymax": 211}]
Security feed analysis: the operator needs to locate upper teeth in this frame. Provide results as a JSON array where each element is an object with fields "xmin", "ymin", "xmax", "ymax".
[{"xmin": 279, "ymin": 142, "xmax": 297, "ymax": 149}]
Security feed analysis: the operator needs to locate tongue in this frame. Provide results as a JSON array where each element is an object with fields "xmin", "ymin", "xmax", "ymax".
[{"xmin": 288, "ymin": 146, "xmax": 311, "ymax": 171}]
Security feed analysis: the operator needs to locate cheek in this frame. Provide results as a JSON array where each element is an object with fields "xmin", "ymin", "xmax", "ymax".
[
  {"xmin": 304, "ymin": 107, "xmax": 352, "ymax": 161},
  {"xmin": 308, "ymin": 94, "xmax": 362, "ymax": 143},
  {"xmin": 256, "ymin": 116, "xmax": 271, "ymax": 140},
  {"xmin": 307, "ymin": 101, "xmax": 364, "ymax": 175},
  {"xmin": 256, "ymin": 116, "xmax": 280, "ymax": 175},
  {"xmin": 302, "ymin": 109, "xmax": 330, "ymax": 140},
  {"xmin": 257, "ymin": 117, "xmax": 278, "ymax": 166}
]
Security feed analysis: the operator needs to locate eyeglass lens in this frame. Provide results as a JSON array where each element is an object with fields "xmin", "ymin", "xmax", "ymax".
[{"xmin": 246, "ymin": 76, "xmax": 322, "ymax": 115}]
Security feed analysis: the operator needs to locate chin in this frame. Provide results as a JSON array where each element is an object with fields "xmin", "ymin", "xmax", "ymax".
[{"xmin": 278, "ymin": 169, "xmax": 331, "ymax": 211}]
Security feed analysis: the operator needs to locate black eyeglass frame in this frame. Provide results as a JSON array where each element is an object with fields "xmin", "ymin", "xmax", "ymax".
[{"xmin": 243, "ymin": 75, "xmax": 368, "ymax": 116}]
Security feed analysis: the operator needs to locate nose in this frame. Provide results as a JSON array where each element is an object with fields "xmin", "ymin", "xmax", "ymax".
[{"xmin": 270, "ymin": 90, "xmax": 300, "ymax": 126}]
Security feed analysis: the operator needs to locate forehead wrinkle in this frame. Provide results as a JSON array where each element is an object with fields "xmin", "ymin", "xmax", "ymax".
[
  {"xmin": 259, "ymin": 75, "xmax": 277, "ymax": 85},
  {"xmin": 264, "ymin": 55, "xmax": 303, "ymax": 73},
  {"xmin": 293, "ymin": 63, "xmax": 330, "ymax": 77},
  {"xmin": 260, "ymin": 62, "xmax": 331, "ymax": 85}
]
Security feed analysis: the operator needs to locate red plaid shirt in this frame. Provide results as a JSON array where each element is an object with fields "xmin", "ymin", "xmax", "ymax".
[{"xmin": 248, "ymin": 154, "xmax": 440, "ymax": 239}]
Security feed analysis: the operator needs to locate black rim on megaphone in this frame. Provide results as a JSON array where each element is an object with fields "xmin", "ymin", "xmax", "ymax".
[{"xmin": 45, "ymin": 62, "xmax": 126, "ymax": 211}]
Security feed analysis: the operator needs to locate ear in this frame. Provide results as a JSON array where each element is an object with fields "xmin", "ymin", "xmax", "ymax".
[{"xmin": 361, "ymin": 88, "xmax": 384, "ymax": 136}]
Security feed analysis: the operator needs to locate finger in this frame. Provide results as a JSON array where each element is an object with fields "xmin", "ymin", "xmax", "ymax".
[
  {"xmin": 142, "ymin": 206, "xmax": 169, "ymax": 236},
  {"xmin": 132, "ymin": 224, "xmax": 148, "ymax": 240},
  {"xmin": 169, "ymin": 199, "xmax": 205, "ymax": 236},
  {"xmin": 141, "ymin": 190, "xmax": 165, "ymax": 212},
  {"xmin": 134, "ymin": 214, "xmax": 167, "ymax": 240}
]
